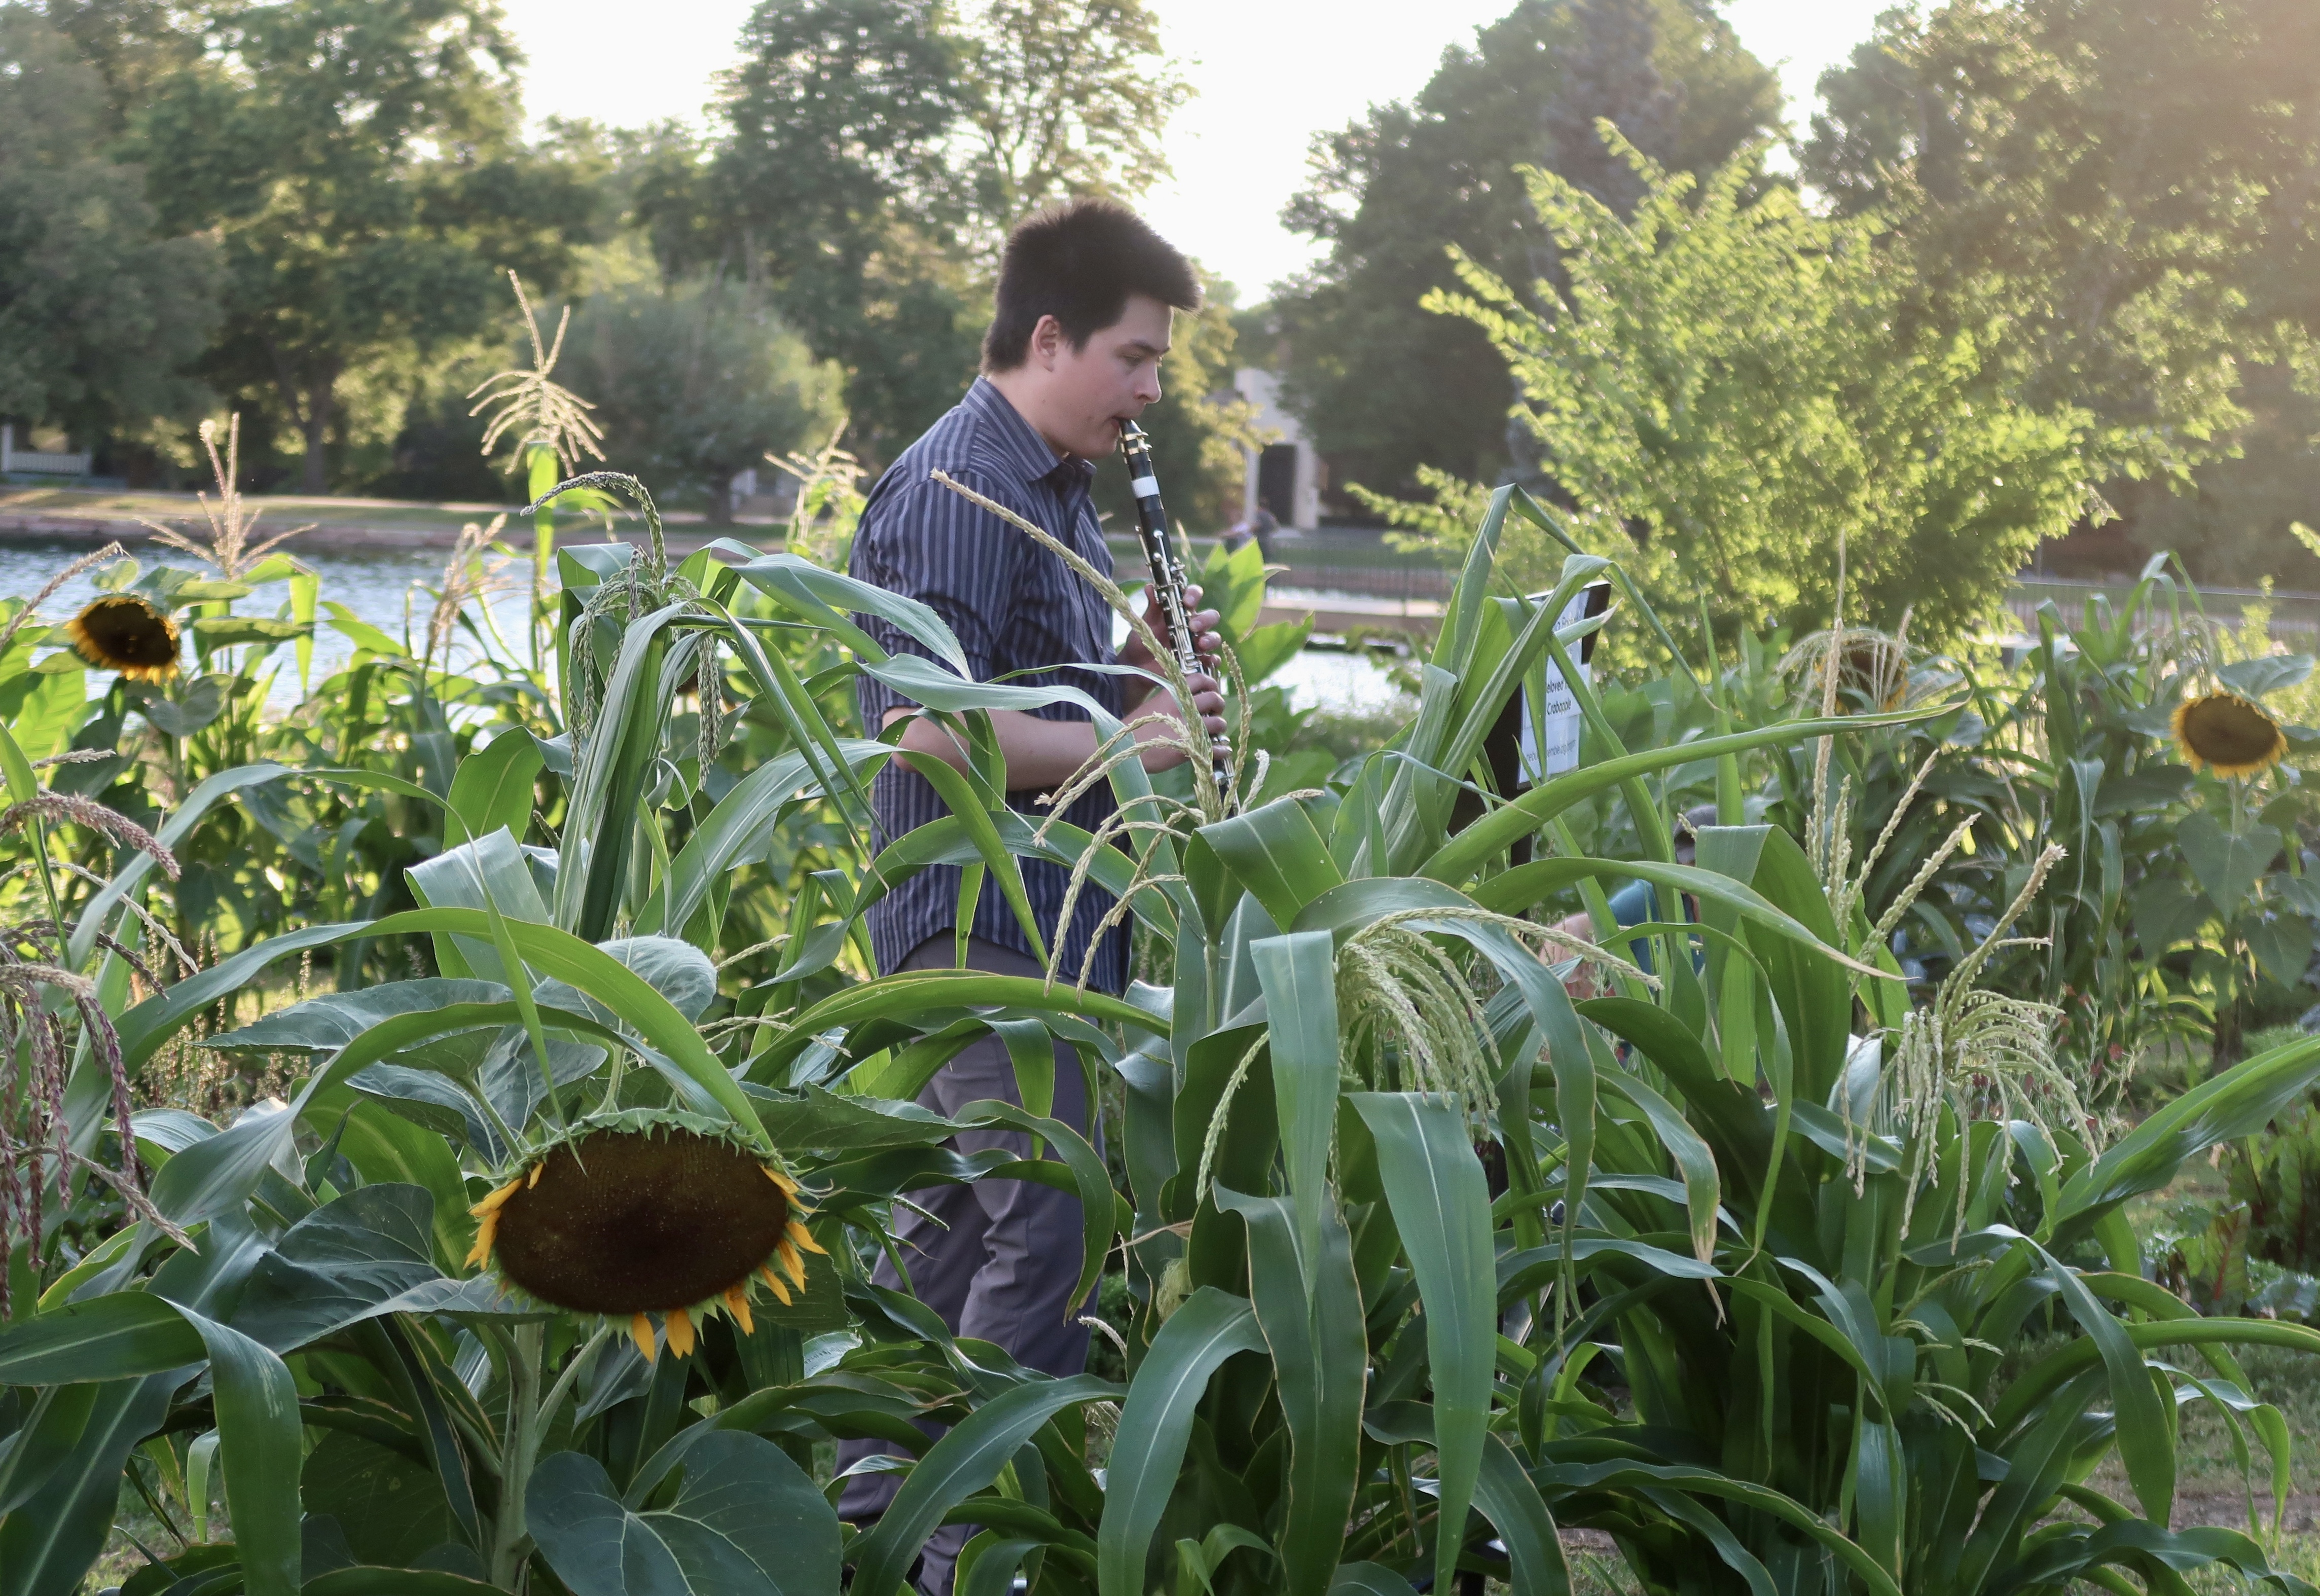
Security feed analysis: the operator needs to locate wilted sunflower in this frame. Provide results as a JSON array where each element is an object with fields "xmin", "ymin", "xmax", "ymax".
[
  {"xmin": 465, "ymin": 1109, "xmax": 824, "ymax": 1362},
  {"xmin": 1840, "ymin": 638, "xmax": 1909, "ymax": 712},
  {"xmin": 66, "ymin": 594, "xmax": 178, "ymax": 681},
  {"xmin": 2171, "ymin": 691, "xmax": 2288, "ymax": 779}
]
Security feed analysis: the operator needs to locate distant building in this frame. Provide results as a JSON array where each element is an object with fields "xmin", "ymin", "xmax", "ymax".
[
  {"xmin": 1232, "ymin": 369, "xmax": 1321, "ymax": 531},
  {"xmin": 1, "ymin": 424, "xmax": 92, "ymax": 478}
]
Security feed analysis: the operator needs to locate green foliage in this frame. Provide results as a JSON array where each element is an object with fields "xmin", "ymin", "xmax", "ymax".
[
  {"xmin": 7, "ymin": 473, "xmax": 2320, "ymax": 1596},
  {"xmin": 551, "ymin": 280, "xmax": 846, "ymax": 523},
  {"xmin": 2154, "ymin": 1073, "xmax": 2320, "ymax": 1326},
  {"xmin": 1800, "ymin": 0, "xmax": 2320, "ymax": 582},
  {"xmin": 698, "ymin": 0, "xmax": 1195, "ymax": 464},
  {"xmin": 131, "ymin": 0, "xmax": 595, "ymax": 490},
  {"xmin": 1275, "ymin": 0, "xmax": 1781, "ymax": 498},
  {"xmin": 0, "ymin": 4, "xmax": 216, "ymax": 442},
  {"xmin": 1424, "ymin": 134, "xmax": 2096, "ymax": 650},
  {"xmin": 951, "ymin": 0, "xmax": 1189, "ymax": 249}
]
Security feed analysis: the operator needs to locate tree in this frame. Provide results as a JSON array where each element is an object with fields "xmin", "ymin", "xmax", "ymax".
[
  {"xmin": 32, "ymin": 0, "xmax": 202, "ymax": 133},
  {"xmin": 131, "ymin": 0, "xmax": 593, "ymax": 491},
  {"xmin": 1418, "ymin": 135, "xmax": 2096, "ymax": 650},
  {"xmin": 954, "ymin": 0, "xmax": 1188, "ymax": 250},
  {"xmin": 1274, "ymin": 0, "xmax": 1780, "ymax": 502},
  {"xmin": 706, "ymin": 0, "xmax": 1190, "ymax": 466},
  {"xmin": 559, "ymin": 279, "xmax": 846, "ymax": 523},
  {"xmin": 0, "ymin": 4, "xmax": 214, "ymax": 445},
  {"xmin": 705, "ymin": 0, "xmax": 977, "ymax": 462},
  {"xmin": 1800, "ymin": 0, "xmax": 2320, "ymax": 582}
]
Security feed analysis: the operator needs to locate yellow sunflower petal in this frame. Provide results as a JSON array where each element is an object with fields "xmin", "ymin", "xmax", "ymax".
[
  {"xmin": 631, "ymin": 1312, "xmax": 657, "ymax": 1364},
  {"xmin": 463, "ymin": 1210, "xmax": 499, "ymax": 1270},
  {"xmin": 67, "ymin": 595, "xmax": 180, "ymax": 681},
  {"xmin": 528, "ymin": 1163, "xmax": 544, "ymax": 1188},
  {"xmin": 785, "ymin": 1218, "xmax": 828, "ymax": 1257},
  {"xmin": 762, "ymin": 1166, "xmax": 800, "ymax": 1196},
  {"xmin": 776, "ymin": 1238, "xmax": 806, "ymax": 1289},
  {"xmin": 2173, "ymin": 692, "xmax": 2289, "ymax": 779},
  {"xmin": 664, "ymin": 1309, "xmax": 697, "ymax": 1359},
  {"xmin": 468, "ymin": 1178, "xmax": 523, "ymax": 1218},
  {"xmin": 724, "ymin": 1283, "xmax": 755, "ymax": 1336},
  {"xmin": 759, "ymin": 1263, "xmax": 792, "ymax": 1305}
]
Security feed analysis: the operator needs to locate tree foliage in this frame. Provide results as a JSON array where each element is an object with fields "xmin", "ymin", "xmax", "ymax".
[
  {"xmin": 688, "ymin": 0, "xmax": 1201, "ymax": 470},
  {"xmin": 556, "ymin": 280, "xmax": 846, "ymax": 524},
  {"xmin": 0, "ymin": 3, "xmax": 215, "ymax": 444},
  {"xmin": 1800, "ymin": 0, "xmax": 2320, "ymax": 582},
  {"xmin": 955, "ymin": 0, "xmax": 1189, "ymax": 248},
  {"xmin": 131, "ymin": 0, "xmax": 593, "ymax": 491},
  {"xmin": 1274, "ymin": 0, "xmax": 1781, "ymax": 500},
  {"xmin": 1422, "ymin": 134, "xmax": 2095, "ymax": 648}
]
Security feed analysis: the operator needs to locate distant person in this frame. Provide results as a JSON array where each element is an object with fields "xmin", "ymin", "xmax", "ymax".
[
  {"xmin": 1249, "ymin": 495, "xmax": 1280, "ymax": 562},
  {"xmin": 1555, "ymin": 804, "xmax": 1719, "ymax": 995}
]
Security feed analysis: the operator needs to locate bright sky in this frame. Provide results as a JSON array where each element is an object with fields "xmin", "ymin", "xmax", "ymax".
[{"xmin": 500, "ymin": 0, "xmax": 1893, "ymax": 300}]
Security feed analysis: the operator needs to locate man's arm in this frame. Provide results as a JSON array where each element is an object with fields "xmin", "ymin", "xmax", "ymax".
[{"xmin": 887, "ymin": 584, "xmax": 1227, "ymax": 787}]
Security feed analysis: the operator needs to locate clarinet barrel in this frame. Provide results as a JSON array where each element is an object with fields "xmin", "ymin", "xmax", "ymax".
[{"xmin": 1116, "ymin": 421, "xmax": 1229, "ymax": 788}]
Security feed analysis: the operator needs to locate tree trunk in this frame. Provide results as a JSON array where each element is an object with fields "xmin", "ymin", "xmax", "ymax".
[
  {"xmin": 264, "ymin": 335, "xmax": 337, "ymax": 497},
  {"xmin": 298, "ymin": 385, "xmax": 332, "ymax": 495}
]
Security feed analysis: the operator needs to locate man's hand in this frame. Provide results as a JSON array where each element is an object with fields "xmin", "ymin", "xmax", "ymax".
[
  {"xmin": 1119, "ymin": 582, "xmax": 1223, "ymax": 678},
  {"xmin": 1130, "ymin": 669, "xmax": 1227, "ymax": 771},
  {"xmin": 1120, "ymin": 583, "xmax": 1226, "ymax": 771}
]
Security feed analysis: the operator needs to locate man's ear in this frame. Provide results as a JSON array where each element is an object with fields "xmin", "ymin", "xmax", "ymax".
[{"xmin": 1029, "ymin": 313, "xmax": 1065, "ymax": 369}]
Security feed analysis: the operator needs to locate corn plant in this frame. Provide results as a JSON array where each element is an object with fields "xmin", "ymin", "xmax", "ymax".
[{"xmin": 1, "ymin": 477, "xmax": 2316, "ymax": 1596}]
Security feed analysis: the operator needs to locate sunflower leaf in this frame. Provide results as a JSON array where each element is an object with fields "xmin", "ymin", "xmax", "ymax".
[
  {"xmin": 2216, "ymin": 655, "xmax": 2312, "ymax": 699},
  {"xmin": 527, "ymin": 1431, "xmax": 839, "ymax": 1596},
  {"xmin": 2177, "ymin": 813, "xmax": 2280, "ymax": 917}
]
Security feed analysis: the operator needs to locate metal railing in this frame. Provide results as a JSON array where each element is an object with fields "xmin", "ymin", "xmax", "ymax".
[
  {"xmin": 0, "ymin": 425, "xmax": 92, "ymax": 477},
  {"xmin": 2007, "ymin": 575, "xmax": 2320, "ymax": 649},
  {"xmin": 1188, "ymin": 555, "xmax": 2320, "ymax": 651}
]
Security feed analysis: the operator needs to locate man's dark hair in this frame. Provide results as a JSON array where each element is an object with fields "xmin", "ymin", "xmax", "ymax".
[{"xmin": 982, "ymin": 199, "xmax": 1201, "ymax": 372}]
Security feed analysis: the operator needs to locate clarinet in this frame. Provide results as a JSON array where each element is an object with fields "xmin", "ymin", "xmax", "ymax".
[{"xmin": 1118, "ymin": 421, "xmax": 1229, "ymax": 788}]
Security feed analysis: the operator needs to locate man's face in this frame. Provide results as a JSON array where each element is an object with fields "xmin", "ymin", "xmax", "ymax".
[{"xmin": 1026, "ymin": 294, "xmax": 1173, "ymax": 459}]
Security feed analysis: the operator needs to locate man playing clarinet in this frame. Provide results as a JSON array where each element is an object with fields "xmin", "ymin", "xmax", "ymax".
[{"xmin": 838, "ymin": 198, "xmax": 1226, "ymax": 1595}]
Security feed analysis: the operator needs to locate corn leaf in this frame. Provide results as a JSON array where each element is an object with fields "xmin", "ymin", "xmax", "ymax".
[
  {"xmin": 848, "ymin": 1373, "xmax": 1117, "ymax": 1596},
  {"xmin": 1349, "ymin": 1093, "xmax": 1495, "ymax": 1596},
  {"xmin": 1097, "ymin": 1287, "xmax": 1265, "ymax": 1596}
]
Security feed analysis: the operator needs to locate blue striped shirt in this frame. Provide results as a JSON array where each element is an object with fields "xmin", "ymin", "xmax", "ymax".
[{"xmin": 849, "ymin": 378, "xmax": 1131, "ymax": 994}]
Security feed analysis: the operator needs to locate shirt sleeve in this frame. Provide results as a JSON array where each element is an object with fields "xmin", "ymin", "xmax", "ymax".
[{"xmin": 851, "ymin": 470, "xmax": 1024, "ymax": 728}]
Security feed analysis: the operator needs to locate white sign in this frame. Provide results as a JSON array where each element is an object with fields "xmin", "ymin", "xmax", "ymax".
[{"xmin": 1518, "ymin": 581, "xmax": 1611, "ymax": 785}]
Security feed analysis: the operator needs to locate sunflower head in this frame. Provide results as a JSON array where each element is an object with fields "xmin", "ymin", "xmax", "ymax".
[
  {"xmin": 464, "ymin": 1108, "xmax": 822, "ymax": 1361},
  {"xmin": 1839, "ymin": 638, "xmax": 1907, "ymax": 712},
  {"xmin": 2171, "ymin": 692, "xmax": 2288, "ymax": 779},
  {"xmin": 66, "ymin": 594, "xmax": 179, "ymax": 681}
]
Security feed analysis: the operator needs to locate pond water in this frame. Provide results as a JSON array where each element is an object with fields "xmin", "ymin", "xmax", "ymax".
[{"xmin": 0, "ymin": 536, "xmax": 1412, "ymax": 718}]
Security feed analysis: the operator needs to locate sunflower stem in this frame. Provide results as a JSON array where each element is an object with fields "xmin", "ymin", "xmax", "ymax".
[
  {"xmin": 536, "ymin": 1321, "xmax": 611, "ymax": 1438},
  {"xmin": 488, "ymin": 1321, "xmax": 547, "ymax": 1587}
]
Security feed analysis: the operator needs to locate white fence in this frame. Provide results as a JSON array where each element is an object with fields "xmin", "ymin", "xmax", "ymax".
[{"xmin": 1, "ymin": 424, "xmax": 92, "ymax": 476}]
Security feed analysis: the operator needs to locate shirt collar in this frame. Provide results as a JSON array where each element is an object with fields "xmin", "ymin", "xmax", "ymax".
[{"xmin": 966, "ymin": 377, "xmax": 1096, "ymax": 490}]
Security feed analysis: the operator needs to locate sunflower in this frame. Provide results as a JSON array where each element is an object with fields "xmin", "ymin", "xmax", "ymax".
[
  {"xmin": 465, "ymin": 1109, "xmax": 824, "ymax": 1362},
  {"xmin": 2171, "ymin": 692, "xmax": 2288, "ymax": 779},
  {"xmin": 66, "ymin": 594, "xmax": 179, "ymax": 681}
]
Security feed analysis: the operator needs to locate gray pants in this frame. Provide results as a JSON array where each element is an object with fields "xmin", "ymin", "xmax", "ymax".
[{"xmin": 836, "ymin": 935, "xmax": 1103, "ymax": 1595}]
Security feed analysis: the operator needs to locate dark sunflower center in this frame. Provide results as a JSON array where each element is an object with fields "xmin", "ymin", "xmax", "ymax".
[
  {"xmin": 2181, "ymin": 695, "xmax": 2279, "ymax": 766},
  {"xmin": 492, "ymin": 1128, "xmax": 789, "ymax": 1313},
  {"xmin": 76, "ymin": 598, "xmax": 177, "ymax": 668}
]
